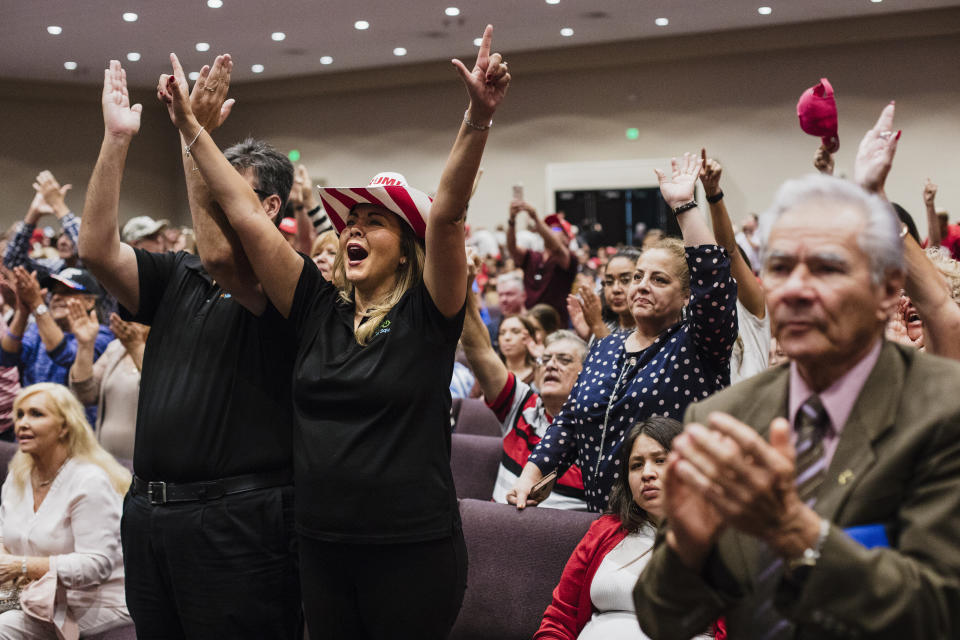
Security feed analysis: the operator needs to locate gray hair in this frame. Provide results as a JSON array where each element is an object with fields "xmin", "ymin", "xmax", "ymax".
[
  {"xmin": 544, "ymin": 329, "xmax": 588, "ymax": 363},
  {"xmin": 758, "ymin": 174, "xmax": 904, "ymax": 284},
  {"xmin": 496, "ymin": 272, "xmax": 524, "ymax": 291}
]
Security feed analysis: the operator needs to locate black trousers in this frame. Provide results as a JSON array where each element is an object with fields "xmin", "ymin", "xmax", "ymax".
[
  {"xmin": 300, "ymin": 529, "xmax": 468, "ymax": 640},
  {"xmin": 121, "ymin": 485, "xmax": 301, "ymax": 640}
]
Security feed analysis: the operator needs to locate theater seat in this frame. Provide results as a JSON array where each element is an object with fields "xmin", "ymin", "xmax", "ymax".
[
  {"xmin": 451, "ymin": 397, "xmax": 502, "ymax": 437},
  {"xmin": 450, "ymin": 434, "xmax": 501, "ymax": 500},
  {"xmin": 451, "ymin": 499, "xmax": 597, "ymax": 640}
]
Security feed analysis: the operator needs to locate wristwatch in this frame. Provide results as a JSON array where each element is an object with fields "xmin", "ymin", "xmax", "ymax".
[
  {"xmin": 34, "ymin": 304, "xmax": 49, "ymax": 317},
  {"xmin": 786, "ymin": 517, "xmax": 831, "ymax": 574}
]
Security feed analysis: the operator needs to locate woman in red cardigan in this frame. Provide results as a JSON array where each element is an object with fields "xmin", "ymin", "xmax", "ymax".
[{"xmin": 535, "ymin": 416, "xmax": 725, "ymax": 640}]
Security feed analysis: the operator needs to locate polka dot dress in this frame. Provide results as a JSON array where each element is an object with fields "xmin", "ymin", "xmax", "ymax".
[{"xmin": 528, "ymin": 245, "xmax": 738, "ymax": 512}]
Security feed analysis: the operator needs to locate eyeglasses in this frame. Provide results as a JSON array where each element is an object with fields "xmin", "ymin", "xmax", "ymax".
[
  {"xmin": 536, "ymin": 353, "xmax": 576, "ymax": 367},
  {"xmin": 253, "ymin": 188, "xmax": 275, "ymax": 201},
  {"xmin": 603, "ymin": 274, "xmax": 633, "ymax": 287}
]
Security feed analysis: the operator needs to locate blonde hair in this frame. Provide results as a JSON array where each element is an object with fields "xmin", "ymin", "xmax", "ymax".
[
  {"xmin": 332, "ymin": 220, "xmax": 426, "ymax": 346},
  {"xmin": 925, "ymin": 247, "xmax": 960, "ymax": 304},
  {"xmin": 311, "ymin": 230, "xmax": 338, "ymax": 258},
  {"xmin": 641, "ymin": 236, "xmax": 690, "ymax": 294},
  {"xmin": 8, "ymin": 383, "xmax": 131, "ymax": 496}
]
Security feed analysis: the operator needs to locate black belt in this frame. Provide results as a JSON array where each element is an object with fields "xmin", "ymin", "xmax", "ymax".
[{"xmin": 132, "ymin": 469, "xmax": 292, "ymax": 505}]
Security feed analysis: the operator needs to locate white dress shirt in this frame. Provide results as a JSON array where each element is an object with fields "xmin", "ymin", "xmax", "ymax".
[{"xmin": 0, "ymin": 458, "xmax": 127, "ymax": 613}]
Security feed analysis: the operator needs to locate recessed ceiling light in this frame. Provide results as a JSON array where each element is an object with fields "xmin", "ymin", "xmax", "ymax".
[
  {"xmin": 871, "ymin": 0, "xmax": 882, "ymax": 3},
  {"xmin": 251, "ymin": 64, "xmax": 265, "ymax": 73},
  {"xmin": 320, "ymin": 56, "xmax": 334, "ymax": 65},
  {"xmin": 655, "ymin": 17, "xmax": 669, "ymax": 26},
  {"xmin": 196, "ymin": 42, "xmax": 210, "ymax": 52},
  {"xmin": 473, "ymin": 37, "xmax": 483, "ymax": 46},
  {"xmin": 47, "ymin": 26, "xmax": 62, "ymax": 35},
  {"xmin": 758, "ymin": 6, "xmax": 773, "ymax": 15},
  {"xmin": 545, "ymin": 0, "xmax": 560, "ymax": 4},
  {"xmin": 393, "ymin": 47, "xmax": 407, "ymax": 56},
  {"xmin": 560, "ymin": 27, "xmax": 574, "ymax": 37},
  {"xmin": 271, "ymin": 32, "xmax": 286, "ymax": 41},
  {"xmin": 126, "ymin": 52, "xmax": 141, "ymax": 62},
  {"xmin": 122, "ymin": 12, "xmax": 138, "ymax": 22},
  {"xmin": 189, "ymin": 71, "xmax": 200, "ymax": 81},
  {"xmin": 354, "ymin": 20, "xmax": 370, "ymax": 30},
  {"xmin": 445, "ymin": 7, "xmax": 460, "ymax": 16},
  {"xmin": 207, "ymin": 0, "xmax": 223, "ymax": 7},
  {"xmin": 64, "ymin": 61, "xmax": 78, "ymax": 70}
]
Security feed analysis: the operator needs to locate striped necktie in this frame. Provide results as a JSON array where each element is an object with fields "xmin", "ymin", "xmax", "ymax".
[
  {"xmin": 794, "ymin": 395, "xmax": 830, "ymax": 505},
  {"xmin": 743, "ymin": 395, "xmax": 831, "ymax": 640}
]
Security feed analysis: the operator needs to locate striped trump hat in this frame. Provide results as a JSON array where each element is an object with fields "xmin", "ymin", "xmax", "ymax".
[{"xmin": 317, "ymin": 172, "xmax": 432, "ymax": 238}]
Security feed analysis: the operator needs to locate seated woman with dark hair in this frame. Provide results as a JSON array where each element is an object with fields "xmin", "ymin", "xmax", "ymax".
[{"xmin": 536, "ymin": 417, "xmax": 720, "ymax": 639}]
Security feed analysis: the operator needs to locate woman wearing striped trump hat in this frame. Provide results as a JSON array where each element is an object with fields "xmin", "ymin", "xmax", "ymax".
[{"xmin": 157, "ymin": 25, "xmax": 509, "ymax": 638}]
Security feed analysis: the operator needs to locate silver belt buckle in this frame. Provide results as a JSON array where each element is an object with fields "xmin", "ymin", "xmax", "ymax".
[{"xmin": 148, "ymin": 481, "xmax": 167, "ymax": 505}]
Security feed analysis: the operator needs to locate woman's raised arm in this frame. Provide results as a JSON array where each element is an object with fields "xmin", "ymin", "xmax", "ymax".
[
  {"xmin": 425, "ymin": 25, "xmax": 510, "ymax": 318},
  {"xmin": 157, "ymin": 53, "xmax": 302, "ymax": 317}
]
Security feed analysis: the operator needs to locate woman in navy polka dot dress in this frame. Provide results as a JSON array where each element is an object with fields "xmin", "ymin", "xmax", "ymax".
[{"xmin": 508, "ymin": 152, "xmax": 738, "ymax": 512}]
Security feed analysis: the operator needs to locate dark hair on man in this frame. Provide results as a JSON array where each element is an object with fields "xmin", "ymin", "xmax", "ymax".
[
  {"xmin": 605, "ymin": 416, "xmax": 683, "ymax": 533},
  {"xmin": 223, "ymin": 138, "xmax": 294, "ymax": 227}
]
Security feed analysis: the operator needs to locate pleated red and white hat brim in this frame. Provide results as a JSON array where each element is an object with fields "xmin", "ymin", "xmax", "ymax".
[{"xmin": 317, "ymin": 172, "xmax": 432, "ymax": 239}]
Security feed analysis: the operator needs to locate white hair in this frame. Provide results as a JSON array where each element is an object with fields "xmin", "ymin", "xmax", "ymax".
[
  {"xmin": 496, "ymin": 272, "xmax": 524, "ymax": 291},
  {"xmin": 544, "ymin": 329, "xmax": 588, "ymax": 363},
  {"xmin": 758, "ymin": 173, "xmax": 904, "ymax": 284}
]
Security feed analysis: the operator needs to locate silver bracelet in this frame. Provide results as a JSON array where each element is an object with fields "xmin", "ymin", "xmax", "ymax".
[
  {"xmin": 463, "ymin": 111, "xmax": 492, "ymax": 131},
  {"xmin": 184, "ymin": 125, "xmax": 206, "ymax": 157},
  {"xmin": 20, "ymin": 556, "xmax": 27, "ymax": 577}
]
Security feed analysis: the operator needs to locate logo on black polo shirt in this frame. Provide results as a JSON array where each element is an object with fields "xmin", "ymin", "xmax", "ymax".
[{"xmin": 373, "ymin": 319, "xmax": 391, "ymax": 337}]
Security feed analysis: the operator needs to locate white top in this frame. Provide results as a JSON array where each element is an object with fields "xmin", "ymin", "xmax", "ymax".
[
  {"xmin": 579, "ymin": 526, "xmax": 656, "ymax": 640},
  {"xmin": 730, "ymin": 300, "xmax": 771, "ymax": 385},
  {"xmin": 0, "ymin": 458, "xmax": 127, "ymax": 611}
]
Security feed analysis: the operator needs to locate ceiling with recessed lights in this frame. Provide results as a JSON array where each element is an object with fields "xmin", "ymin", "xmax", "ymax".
[{"xmin": 1, "ymin": 0, "xmax": 957, "ymax": 87}]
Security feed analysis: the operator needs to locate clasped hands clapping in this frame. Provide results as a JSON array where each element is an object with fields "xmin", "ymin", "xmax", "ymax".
[{"xmin": 665, "ymin": 412, "xmax": 822, "ymax": 568}]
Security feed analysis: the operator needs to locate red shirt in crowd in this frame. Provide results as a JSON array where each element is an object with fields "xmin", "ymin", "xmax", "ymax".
[
  {"xmin": 923, "ymin": 223, "xmax": 960, "ymax": 261},
  {"xmin": 521, "ymin": 249, "xmax": 578, "ymax": 325}
]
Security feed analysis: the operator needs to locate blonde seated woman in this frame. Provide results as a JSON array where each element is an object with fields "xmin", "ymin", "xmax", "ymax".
[
  {"xmin": 0, "ymin": 383, "xmax": 131, "ymax": 639},
  {"xmin": 309, "ymin": 229, "xmax": 339, "ymax": 281}
]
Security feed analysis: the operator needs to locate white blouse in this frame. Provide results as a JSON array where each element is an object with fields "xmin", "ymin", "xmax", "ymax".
[
  {"xmin": 579, "ymin": 525, "xmax": 656, "ymax": 640},
  {"xmin": 0, "ymin": 458, "xmax": 127, "ymax": 611}
]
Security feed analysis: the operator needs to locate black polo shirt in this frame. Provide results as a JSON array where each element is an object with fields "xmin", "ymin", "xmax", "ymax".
[
  {"xmin": 288, "ymin": 256, "xmax": 464, "ymax": 543},
  {"xmin": 123, "ymin": 249, "xmax": 294, "ymax": 482}
]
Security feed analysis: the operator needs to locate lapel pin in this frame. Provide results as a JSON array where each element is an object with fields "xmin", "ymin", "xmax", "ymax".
[{"xmin": 838, "ymin": 469, "xmax": 854, "ymax": 485}]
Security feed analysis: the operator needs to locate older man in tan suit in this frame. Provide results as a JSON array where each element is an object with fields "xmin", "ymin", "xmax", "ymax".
[{"xmin": 634, "ymin": 159, "xmax": 960, "ymax": 637}]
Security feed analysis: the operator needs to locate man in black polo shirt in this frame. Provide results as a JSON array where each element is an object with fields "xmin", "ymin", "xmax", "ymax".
[{"xmin": 78, "ymin": 57, "xmax": 299, "ymax": 638}]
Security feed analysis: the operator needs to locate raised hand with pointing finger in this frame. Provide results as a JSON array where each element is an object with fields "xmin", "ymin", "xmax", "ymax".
[{"xmin": 452, "ymin": 24, "xmax": 511, "ymax": 127}]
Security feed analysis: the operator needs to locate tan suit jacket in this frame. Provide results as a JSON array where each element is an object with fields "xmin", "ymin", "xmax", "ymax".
[{"xmin": 635, "ymin": 341, "xmax": 960, "ymax": 639}]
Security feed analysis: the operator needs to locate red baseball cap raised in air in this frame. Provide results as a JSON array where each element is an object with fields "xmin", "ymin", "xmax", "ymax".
[
  {"xmin": 797, "ymin": 77, "xmax": 839, "ymax": 153},
  {"xmin": 544, "ymin": 213, "xmax": 574, "ymax": 240}
]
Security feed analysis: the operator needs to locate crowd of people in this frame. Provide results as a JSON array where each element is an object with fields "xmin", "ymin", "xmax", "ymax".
[{"xmin": 0, "ymin": 25, "xmax": 958, "ymax": 640}]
